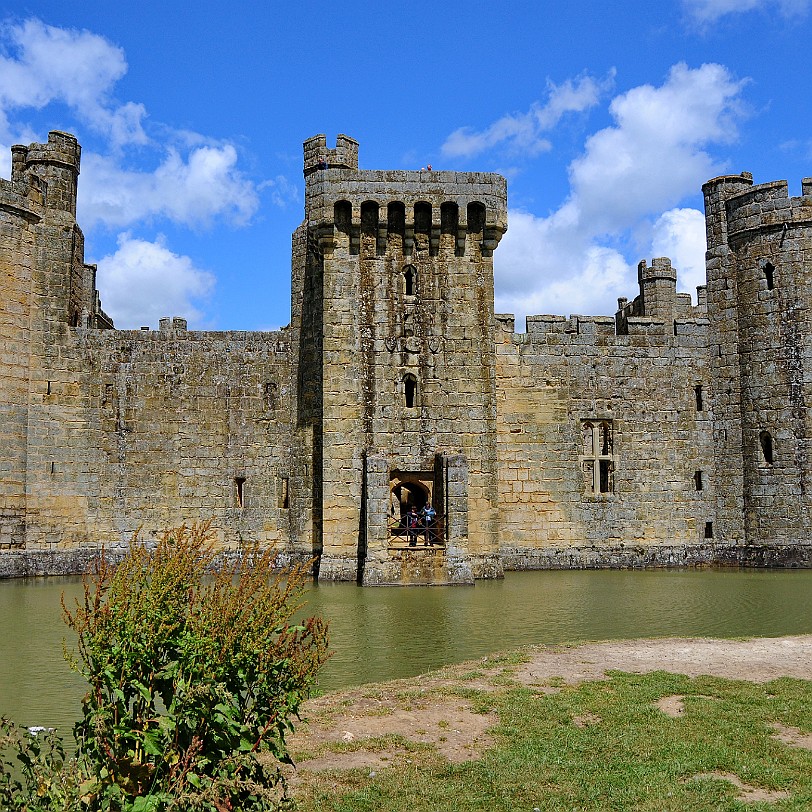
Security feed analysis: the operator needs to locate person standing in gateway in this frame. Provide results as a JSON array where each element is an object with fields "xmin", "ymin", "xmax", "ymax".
[{"xmin": 421, "ymin": 500, "xmax": 437, "ymax": 545}]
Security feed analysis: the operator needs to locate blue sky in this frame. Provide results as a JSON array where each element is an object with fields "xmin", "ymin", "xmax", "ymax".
[{"xmin": 1, "ymin": 0, "xmax": 811, "ymax": 330}]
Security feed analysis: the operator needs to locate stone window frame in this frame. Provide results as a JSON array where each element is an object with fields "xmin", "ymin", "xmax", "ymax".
[{"xmin": 579, "ymin": 418, "xmax": 615, "ymax": 496}]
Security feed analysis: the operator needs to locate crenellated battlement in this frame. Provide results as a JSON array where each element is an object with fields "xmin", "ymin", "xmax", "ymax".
[
  {"xmin": 495, "ymin": 311, "xmax": 709, "ymax": 346},
  {"xmin": 6, "ymin": 131, "xmax": 81, "ymax": 216},
  {"xmin": 302, "ymin": 134, "xmax": 507, "ymax": 257},
  {"xmin": 303, "ymin": 133, "xmax": 359, "ymax": 176},
  {"xmin": 720, "ymin": 177, "xmax": 812, "ymax": 243},
  {"xmin": 638, "ymin": 256, "xmax": 677, "ymax": 283},
  {"xmin": 494, "ymin": 255, "xmax": 708, "ymax": 349}
]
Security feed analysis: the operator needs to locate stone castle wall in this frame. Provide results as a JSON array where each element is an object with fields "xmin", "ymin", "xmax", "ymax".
[
  {"xmin": 2, "ymin": 131, "xmax": 812, "ymax": 580},
  {"xmin": 495, "ymin": 308, "xmax": 716, "ymax": 568},
  {"xmin": 14, "ymin": 318, "xmax": 294, "ymax": 552}
]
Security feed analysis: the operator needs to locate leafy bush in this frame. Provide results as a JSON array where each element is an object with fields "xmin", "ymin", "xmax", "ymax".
[
  {"xmin": 1, "ymin": 522, "xmax": 328, "ymax": 812},
  {"xmin": 0, "ymin": 719, "xmax": 83, "ymax": 811}
]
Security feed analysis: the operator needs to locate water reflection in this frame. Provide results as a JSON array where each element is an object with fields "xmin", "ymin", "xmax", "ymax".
[
  {"xmin": 1, "ymin": 568, "xmax": 811, "ymax": 733},
  {"xmin": 307, "ymin": 569, "xmax": 812, "ymax": 690}
]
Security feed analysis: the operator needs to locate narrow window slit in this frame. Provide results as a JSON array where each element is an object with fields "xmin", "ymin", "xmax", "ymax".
[
  {"xmin": 404, "ymin": 375, "xmax": 417, "ymax": 409},
  {"xmin": 403, "ymin": 266, "xmax": 415, "ymax": 296},
  {"xmin": 759, "ymin": 430, "xmax": 774, "ymax": 465},
  {"xmin": 764, "ymin": 262, "xmax": 775, "ymax": 291},
  {"xmin": 235, "ymin": 477, "xmax": 246, "ymax": 508}
]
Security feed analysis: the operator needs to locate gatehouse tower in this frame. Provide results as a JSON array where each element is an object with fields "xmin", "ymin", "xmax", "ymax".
[{"xmin": 290, "ymin": 135, "xmax": 507, "ymax": 583}]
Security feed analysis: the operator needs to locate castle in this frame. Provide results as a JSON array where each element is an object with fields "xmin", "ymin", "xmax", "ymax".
[{"xmin": 1, "ymin": 130, "xmax": 810, "ymax": 583}]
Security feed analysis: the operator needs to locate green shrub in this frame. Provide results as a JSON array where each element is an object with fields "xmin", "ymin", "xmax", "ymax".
[
  {"xmin": 0, "ymin": 719, "xmax": 83, "ymax": 811},
  {"xmin": 1, "ymin": 521, "xmax": 328, "ymax": 812}
]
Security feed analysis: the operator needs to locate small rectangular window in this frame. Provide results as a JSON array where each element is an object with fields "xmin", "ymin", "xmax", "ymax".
[
  {"xmin": 695, "ymin": 385, "xmax": 703, "ymax": 412},
  {"xmin": 694, "ymin": 470, "xmax": 703, "ymax": 491},
  {"xmin": 280, "ymin": 476, "xmax": 289, "ymax": 509},
  {"xmin": 235, "ymin": 477, "xmax": 246, "ymax": 508},
  {"xmin": 704, "ymin": 521, "xmax": 714, "ymax": 539}
]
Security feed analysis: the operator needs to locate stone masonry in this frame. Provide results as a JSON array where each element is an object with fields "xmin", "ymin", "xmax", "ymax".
[{"xmin": 1, "ymin": 131, "xmax": 810, "ymax": 582}]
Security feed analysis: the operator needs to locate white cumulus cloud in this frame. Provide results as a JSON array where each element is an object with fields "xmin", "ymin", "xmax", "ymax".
[
  {"xmin": 493, "ymin": 63, "xmax": 746, "ymax": 327},
  {"xmin": 0, "ymin": 17, "xmax": 262, "ymax": 238},
  {"xmin": 648, "ymin": 208, "xmax": 708, "ymax": 299},
  {"xmin": 79, "ymin": 145, "xmax": 259, "ymax": 230},
  {"xmin": 0, "ymin": 18, "xmax": 146, "ymax": 146},
  {"xmin": 566, "ymin": 62, "xmax": 745, "ymax": 234},
  {"xmin": 495, "ymin": 210, "xmax": 630, "ymax": 319},
  {"xmin": 95, "ymin": 234, "xmax": 215, "ymax": 329},
  {"xmin": 442, "ymin": 72, "xmax": 614, "ymax": 159}
]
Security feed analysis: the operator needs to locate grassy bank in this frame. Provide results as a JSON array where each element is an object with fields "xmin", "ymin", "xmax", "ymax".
[{"xmin": 288, "ymin": 645, "xmax": 812, "ymax": 811}]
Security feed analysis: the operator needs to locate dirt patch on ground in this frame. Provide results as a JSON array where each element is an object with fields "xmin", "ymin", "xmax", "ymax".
[
  {"xmin": 771, "ymin": 722, "xmax": 812, "ymax": 751},
  {"xmin": 655, "ymin": 694, "xmax": 685, "ymax": 718},
  {"xmin": 654, "ymin": 693, "xmax": 717, "ymax": 718},
  {"xmin": 688, "ymin": 771, "xmax": 790, "ymax": 803},
  {"xmin": 291, "ymin": 688, "xmax": 496, "ymax": 771},
  {"xmin": 289, "ymin": 635, "xmax": 812, "ymax": 782},
  {"xmin": 515, "ymin": 635, "xmax": 812, "ymax": 685},
  {"xmin": 572, "ymin": 711, "xmax": 602, "ymax": 728}
]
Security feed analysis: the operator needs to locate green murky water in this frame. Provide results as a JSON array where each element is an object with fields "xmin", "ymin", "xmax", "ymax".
[{"xmin": 1, "ymin": 568, "xmax": 811, "ymax": 732}]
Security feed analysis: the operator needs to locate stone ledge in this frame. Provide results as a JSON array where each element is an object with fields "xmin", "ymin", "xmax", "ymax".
[
  {"xmin": 499, "ymin": 543, "xmax": 812, "ymax": 570},
  {"xmin": 0, "ymin": 547, "xmax": 315, "ymax": 580}
]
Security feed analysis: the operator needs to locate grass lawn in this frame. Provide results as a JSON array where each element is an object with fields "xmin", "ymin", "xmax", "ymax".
[{"xmin": 291, "ymin": 668, "xmax": 812, "ymax": 811}]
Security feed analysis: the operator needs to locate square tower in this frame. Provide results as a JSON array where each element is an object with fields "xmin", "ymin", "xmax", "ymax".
[{"xmin": 291, "ymin": 135, "xmax": 507, "ymax": 583}]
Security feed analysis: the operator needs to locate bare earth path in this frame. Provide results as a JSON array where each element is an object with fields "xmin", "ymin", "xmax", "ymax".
[
  {"xmin": 288, "ymin": 635, "xmax": 812, "ymax": 781},
  {"xmin": 513, "ymin": 635, "xmax": 812, "ymax": 685}
]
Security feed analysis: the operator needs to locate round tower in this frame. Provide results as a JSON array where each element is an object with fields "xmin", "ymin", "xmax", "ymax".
[
  {"xmin": 19, "ymin": 131, "xmax": 81, "ymax": 216},
  {"xmin": 703, "ymin": 172, "xmax": 812, "ymax": 550}
]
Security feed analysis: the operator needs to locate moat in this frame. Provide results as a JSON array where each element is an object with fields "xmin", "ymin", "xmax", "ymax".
[{"xmin": 3, "ymin": 568, "xmax": 812, "ymax": 733}]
